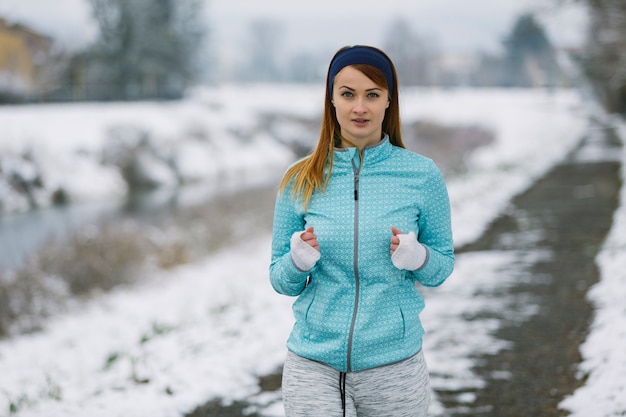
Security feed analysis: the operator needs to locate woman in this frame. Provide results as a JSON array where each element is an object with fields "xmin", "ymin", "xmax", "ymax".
[{"xmin": 269, "ymin": 45, "xmax": 455, "ymax": 417}]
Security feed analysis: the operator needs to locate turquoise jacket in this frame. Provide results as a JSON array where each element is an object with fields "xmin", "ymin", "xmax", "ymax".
[{"xmin": 270, "ymin": 136, "xmax": 454, "ymax": 372}]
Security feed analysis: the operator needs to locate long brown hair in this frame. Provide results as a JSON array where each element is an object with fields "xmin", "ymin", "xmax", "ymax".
[{"xmin": 278, "ymin": 45, "xmax": 405, "ymax": 209}]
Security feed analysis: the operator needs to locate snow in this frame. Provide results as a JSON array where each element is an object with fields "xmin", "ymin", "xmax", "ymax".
[
  {"xmin": 0, "ymin": 237, "xmax": 292, "ymax": 417},
  {"xmin": 0, "ymin": 85, "xmax": 624, "ymax": 416}
]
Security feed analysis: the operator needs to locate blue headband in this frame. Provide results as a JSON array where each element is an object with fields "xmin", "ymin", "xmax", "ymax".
[{"xmin": 328, "ymin": 46, "xmax": 394, "ymax": 95}]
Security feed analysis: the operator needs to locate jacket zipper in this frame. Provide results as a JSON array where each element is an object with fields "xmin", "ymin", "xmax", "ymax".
[{"xmin": 346, "ymin": 157, "xmax": 361, "ymax": 372}]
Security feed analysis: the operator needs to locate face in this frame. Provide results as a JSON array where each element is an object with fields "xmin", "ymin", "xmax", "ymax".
[{"xmin": 332, "ymin": 66, "xmax": 390, "ymax": 150}]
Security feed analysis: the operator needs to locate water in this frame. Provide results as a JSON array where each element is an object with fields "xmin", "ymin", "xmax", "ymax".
[
  {"xmin": 0, "ymin": 175, "xmax": 281, "ymax": 272},
  {"xmin": 0, "ymin": 201, "xmax": 122, "ymax": 271}
]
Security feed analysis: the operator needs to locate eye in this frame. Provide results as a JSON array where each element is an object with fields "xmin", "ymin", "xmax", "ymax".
[
  {"xmin": 367, "ymin": 92, "xmax": 381, "ymax": 98},
  {"xmin": 341, "ymin": 91, "xmax": 354, "ymax": 98}
]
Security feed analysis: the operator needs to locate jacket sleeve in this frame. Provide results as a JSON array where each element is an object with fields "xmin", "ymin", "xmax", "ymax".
[
  {"xmin": 409, "ymin": 166, "xmax": 455, "ymax": 287},
  {"xmin": 269, "ymin": 188, "xmax": 311, "ymax": 296}
]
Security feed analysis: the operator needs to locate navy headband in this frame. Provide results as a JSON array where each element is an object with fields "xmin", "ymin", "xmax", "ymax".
[{"xmin": 328, "ymin": 46, "xmax": 394, "ymax": 95}]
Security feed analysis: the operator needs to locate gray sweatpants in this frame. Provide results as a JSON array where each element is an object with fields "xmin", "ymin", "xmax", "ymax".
[{"xmin": 282, "ymin": 350, "xmax": 431, "ymax": 417}]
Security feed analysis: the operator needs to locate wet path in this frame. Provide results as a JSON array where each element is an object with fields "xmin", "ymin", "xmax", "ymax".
[{"xmin": 438, "ymin": 119, "xmax": 623, "ymax": 416}]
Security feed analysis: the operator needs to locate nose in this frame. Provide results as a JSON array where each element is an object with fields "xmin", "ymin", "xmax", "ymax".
[{"xmin": 353, "ymin": 97, "xmax": 367, "ymax": 113}]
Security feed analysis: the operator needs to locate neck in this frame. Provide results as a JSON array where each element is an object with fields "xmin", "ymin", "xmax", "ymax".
[{"xmin": 338, "ymin": 132, "xmax": 383, "ymax": 153}]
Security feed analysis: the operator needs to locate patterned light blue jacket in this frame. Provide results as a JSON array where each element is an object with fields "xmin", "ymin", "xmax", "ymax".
[{"xmin": 270, "ymin": 135, "xmax": 454, "ymax": 372}]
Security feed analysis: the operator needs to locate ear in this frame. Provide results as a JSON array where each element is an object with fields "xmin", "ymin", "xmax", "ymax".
[{"xmin": 385, "ymin": 100, "xmax": 390, "ymax": 109}]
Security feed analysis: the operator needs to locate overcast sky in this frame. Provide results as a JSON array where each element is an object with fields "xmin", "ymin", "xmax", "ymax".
[{"xmin": 0, "ymin": 0, "xmax": 588, "ymax": 56}]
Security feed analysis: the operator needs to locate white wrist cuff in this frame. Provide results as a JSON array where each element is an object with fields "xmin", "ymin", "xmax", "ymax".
[
  {"xmin": 391, "ymin": 231, "xmax": 428, "ymax": 271},
  {"xmin": 290, "ymin": 231, "xmax": 321, "ymax": 272}
]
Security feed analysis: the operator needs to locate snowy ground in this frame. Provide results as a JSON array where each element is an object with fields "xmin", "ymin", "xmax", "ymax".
[{"xmin": 0, "ymin": 86, "xmax": 624, "ymax": 416}]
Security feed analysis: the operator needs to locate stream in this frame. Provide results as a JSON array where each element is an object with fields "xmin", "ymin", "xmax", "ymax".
[{"xmin": 0, "ymin": 176, "xmax": 281, "ymax": 272}]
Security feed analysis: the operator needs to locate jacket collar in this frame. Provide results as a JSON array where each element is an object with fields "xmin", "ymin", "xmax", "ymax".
[{"xmin": 333, "ymin": 134, "xmax": 392, "ymax": 167}]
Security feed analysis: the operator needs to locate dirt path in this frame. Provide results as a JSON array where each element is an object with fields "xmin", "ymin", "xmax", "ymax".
[{"xmin": 438, "ymin": 119, "xmax": 623, "ymax": 416}]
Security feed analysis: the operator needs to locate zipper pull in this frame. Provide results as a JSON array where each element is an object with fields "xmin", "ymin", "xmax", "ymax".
[{"xmin": 351, "ymin": 152, "xmax": 361, "ymax": 201}]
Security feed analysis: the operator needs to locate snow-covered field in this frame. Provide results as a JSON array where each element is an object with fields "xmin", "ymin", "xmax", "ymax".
[{"xmin": 0, "ymin": 85, "xmax": 624, "ymax": 416}]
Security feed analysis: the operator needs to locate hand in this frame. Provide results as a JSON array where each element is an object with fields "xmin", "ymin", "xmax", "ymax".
[
  {"xmin": 390, "ymin": 226, "xmax": 403, "ymax": 254},
  {"xmin": 290, "ymin": 226, "xmax": 321, "ymax": 272},
  {"xmin": 301, "ymin": 226, "xmax": 320, "ymax": 252},
  {"xmin": 390, "ymin": 226, "xmax": 428, "ymax": 271}
]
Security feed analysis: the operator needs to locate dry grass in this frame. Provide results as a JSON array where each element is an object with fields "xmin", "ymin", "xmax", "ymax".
[
  {"xmin": 0, "ymin": 183, "xmax": 278, "ymax": 338},
  {"xmin": 403, "ymin": 120, "xmax": 495, "ymax": 177}
]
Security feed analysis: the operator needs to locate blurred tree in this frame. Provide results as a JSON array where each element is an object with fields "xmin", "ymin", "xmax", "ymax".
[
  {"xmin": 239, "ymin": 19, "xmax": 284, "ymax": 82},
  {"xmin": 67, "ymin": 0, "xmax": 206, "ymax": 100},
  {"xmin": 472, "ymin": 52, "xmax": 507, "ymax": 87},
  {"xmin": 287, "ymin": 51, "xmax": 324, "ymax": 83},
  {"xmin": 502, "ymin": 13, "xmax": 560, "ymax": 87},
  {"xmin": 383, "ymin": 17, "xmax": 439, "ymax": 86},
  {"xmin": 574, "ymin": 0, "xmax": 626, "ymax": 113}
]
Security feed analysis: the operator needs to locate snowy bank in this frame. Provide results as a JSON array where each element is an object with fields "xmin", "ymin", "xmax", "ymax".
[{"xmin": 0, "ymin": 86, "xmax": 321, "ymax": 214}]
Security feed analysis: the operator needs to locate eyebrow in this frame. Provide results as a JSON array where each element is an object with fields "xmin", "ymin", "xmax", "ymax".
[{"xmin": 337, "ymin": 85, "xmax": 384, "ymax": 92}]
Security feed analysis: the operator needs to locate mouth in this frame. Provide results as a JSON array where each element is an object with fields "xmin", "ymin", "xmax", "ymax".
[{"xmin": 352, "ymin": 118, "xmax": 370, "ymax": 126}]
